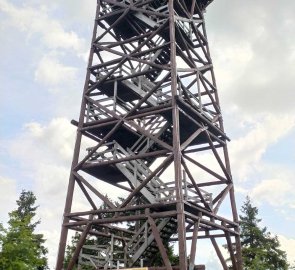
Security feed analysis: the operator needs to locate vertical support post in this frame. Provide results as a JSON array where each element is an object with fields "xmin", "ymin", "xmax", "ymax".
[
  {"xmin": 168, "ymin": 0, "xmax": 187, "ymax": 269},
  {"xmin": 225, "ymin": 230, "xmax": 238, "ymax": 270},
  {"xmin": 110, "ymin": 233, "xmax": 114, "ymax": 268},
  {"xmin": 145, "ymin": 221, "xmax": 148, "ymax": 248},
  {"xmin": 183, "ymin": 170, "xmax": 188, "ymax": 200},
  {"xmin": 55, "ymin": 2, "xmax": 100, "ymax": 269},
  {"xmin": 189, "ymin": 213, "xmax": 201, "ymax": 270},
  {"xmin": 113, "ymin": 80, "xmax": 118, "ymax": 112},
  {"xmin": 124, "ymin": 244, "xmax": 127, "ymax": 267},
  {"xmin": 197, "ymin": 72, "xmax": 202, "ymax": 112},
  {"xmin": 230, "ymin": 186, "xmax": 243, "ymax": 270},
  {"xmin": 202, "ymin": 14, "xmax": 243, "ymax": 266}
]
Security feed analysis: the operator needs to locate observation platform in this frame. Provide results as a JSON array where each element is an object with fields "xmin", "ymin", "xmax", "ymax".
[{"xmin": 102, "ymin": 0, "xmax": 214, "ymax": 41}]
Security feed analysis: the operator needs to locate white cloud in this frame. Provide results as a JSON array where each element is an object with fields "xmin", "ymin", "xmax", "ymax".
[
  {"xmin": 0, "ymin": 176, "xmax": 17, "ymax": 224},
  {"xmin": 35, "ymin": 54, "xmax": 77, "ymax": 87},
  {"xmin": 43, "ymin": 29, "xmax": 83, "ymax": 52},
  {"xmin": 229, "ymin": 114, "xmax": 295, "ymax": 181},
  {"xmin": 5, "ymin": 118, "xmax": 76, "ymax": 268},
  {"xmin": 0, "ymin": 0, "xmax": 86, "ymax": 53},
  {"xmin": 278, "ymin": 235, "xmax": 295, "ymax": 265},
  {"xmin": 12, "ymin": 118, "xmax": 75, "ymax": 166},
  {"xmin": 250, "ymin": 177, "xmax": 294, "ymax": 208},
  {"xmin": 193, "ymin": 240, "xmax": 229, "ymax": 270},
  {"xmin": 212, "ymin": 41, "xmax": 253, "ymax": 90},
  {"xmin": 49, "ymin": 0, "xmax": 95, "ymax": 25},
  {"xmin": 0, "ymin": 0, "xmax": 88, "ymax": 117},
  {"xmin": 207, "ymin": 0, "xmax": 295, "ymax": 114}
]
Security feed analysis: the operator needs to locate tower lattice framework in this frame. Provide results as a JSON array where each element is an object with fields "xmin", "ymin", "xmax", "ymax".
[{"xmin": 56, "ymin": 0, "xmax": 243, "ymax": 269}]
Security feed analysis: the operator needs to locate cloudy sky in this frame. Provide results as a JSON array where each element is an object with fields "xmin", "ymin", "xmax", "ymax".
[{"xmin": 1, "ymin": 0, "xmax": 295, "ymax": 269}]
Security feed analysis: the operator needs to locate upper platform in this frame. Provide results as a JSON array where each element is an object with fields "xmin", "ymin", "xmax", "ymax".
[{"xmin": 189, "ymin": 0, "xmax": 214, "ymax": 10}]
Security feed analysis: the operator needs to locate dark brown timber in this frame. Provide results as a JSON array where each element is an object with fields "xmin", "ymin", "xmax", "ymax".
[{"xmin": 56, "ymin": 1, "xmax": 243, "ymax": 269}]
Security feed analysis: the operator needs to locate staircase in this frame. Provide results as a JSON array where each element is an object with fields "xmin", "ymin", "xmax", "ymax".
[
  {"xmin": 86, "ymin": 139, "xmax": 170, "ymax": 203},
  {"xmin": 125, "ymin": 217, "xmax": 177, "ymax": 267},
  {"xmin": 78, "ymin": 218, "xmax": 177, "ymax": 269},
  {"xmin": 83, "ymin": 136, "xmax": 212, "ymax": 268}
]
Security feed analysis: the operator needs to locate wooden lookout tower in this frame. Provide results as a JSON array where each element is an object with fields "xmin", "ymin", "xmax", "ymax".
[{"xmin": 56, "ymin": 1, "xmax": 243, "ymax": 269}]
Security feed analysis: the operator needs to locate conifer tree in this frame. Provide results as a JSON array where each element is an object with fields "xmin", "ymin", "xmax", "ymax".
[
  {"xmin": 0, "ymin": 190, "xmax": 48, "ymax": 270},
  {"xmin": 239, "ymin": 196, "xmax": 288, "ymax": 270}
]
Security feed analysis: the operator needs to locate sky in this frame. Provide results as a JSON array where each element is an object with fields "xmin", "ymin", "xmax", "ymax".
[{"xmin": 0, "ymin": 0, "xmax": 295, "ymax": 269}]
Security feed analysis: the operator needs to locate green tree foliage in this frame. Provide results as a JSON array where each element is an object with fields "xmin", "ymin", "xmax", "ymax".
[
  {"xmin": 239, "ymin": 196, "xmax": 289, "ymax": 270},
  {"xmin": 0, "ymin": 190, "xmax": 48, "ymax": 270}
]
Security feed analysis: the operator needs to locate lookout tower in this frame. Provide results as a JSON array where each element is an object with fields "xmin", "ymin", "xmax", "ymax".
[{"xmin": 56, "ymin": 1, "xmax": 243, "ymax": 269}]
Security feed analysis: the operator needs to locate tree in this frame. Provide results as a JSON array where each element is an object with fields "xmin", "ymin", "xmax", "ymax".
[
  {"xmin": 0, "ymin": 190, "xmax": 48, "ymax": 270},
  {"xmin": 239, "ymin": 196, "xmax": 289, "ymax": 270}
]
